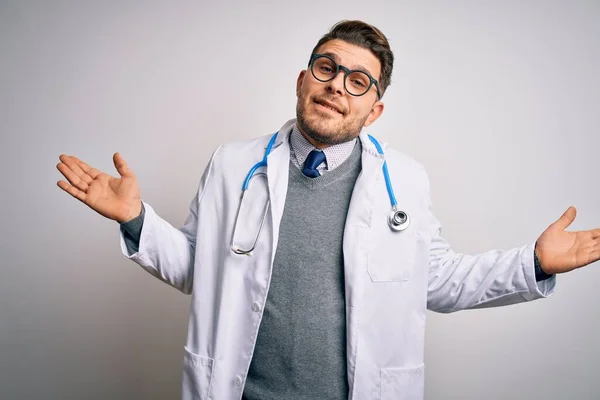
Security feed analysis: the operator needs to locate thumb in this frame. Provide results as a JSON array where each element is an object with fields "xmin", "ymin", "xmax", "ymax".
[
  {"xmin": 113, "ymin": 152, "xmax": 134, "ymax": 177},
  {"xmin": 553, "ymin": 206, "xmax": 577, "ymax": 230}
]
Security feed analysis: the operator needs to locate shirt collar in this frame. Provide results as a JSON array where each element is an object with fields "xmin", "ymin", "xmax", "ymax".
[{"xmin": 290, "ymin": 124, "xmax": 357, "ymax": 171}]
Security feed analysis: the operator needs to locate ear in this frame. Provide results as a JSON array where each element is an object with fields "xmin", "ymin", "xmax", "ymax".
[
  {"xmin": 296, "ymin": 70, "xmax": 307, "ymax": 97},
  {"xmin": 363, "ymin": 101, "xmax": 384, "ymax": 127}
]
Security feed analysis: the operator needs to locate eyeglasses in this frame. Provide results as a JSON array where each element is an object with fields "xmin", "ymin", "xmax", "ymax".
[{"xmin": 308, "ymin": 53, "xmax": 382, "ymax": 99}]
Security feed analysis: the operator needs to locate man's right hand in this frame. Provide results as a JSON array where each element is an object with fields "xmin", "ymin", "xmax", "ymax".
[{"xmin": 56, "ymin": 152, "xmax": 142, "ymax": 223}]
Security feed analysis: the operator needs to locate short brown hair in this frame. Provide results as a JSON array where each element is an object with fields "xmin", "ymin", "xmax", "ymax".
[{"xmin": 309, "ymin": 20, "xmax": 394, "ymax": 97}]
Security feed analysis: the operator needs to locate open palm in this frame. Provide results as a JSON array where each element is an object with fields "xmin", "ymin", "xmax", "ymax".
[
  {"xmin": 56, "ymin": 152, "xmax": 141, "ymax": 222},
  {"xmin": 536, "ymin": 206, "xmax": 600, "ymax": 274}
]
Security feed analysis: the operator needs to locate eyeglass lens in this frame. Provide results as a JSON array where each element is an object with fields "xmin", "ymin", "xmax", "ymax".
[{"xmin": 311, "ymin": 56, "xmax": 372, "ymax": 96}]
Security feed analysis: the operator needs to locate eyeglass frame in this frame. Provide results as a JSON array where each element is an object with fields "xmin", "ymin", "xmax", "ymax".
[{"xmin": 308, "ymin": 53, "xmax": 382, "ymax": 99}]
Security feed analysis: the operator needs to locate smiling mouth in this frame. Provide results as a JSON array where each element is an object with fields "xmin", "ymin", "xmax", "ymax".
[{"xmin": 314, "ymin": 100, "xmax": 343, "ymax": 115}]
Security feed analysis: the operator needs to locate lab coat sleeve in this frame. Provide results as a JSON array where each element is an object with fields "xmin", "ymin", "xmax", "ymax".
[
  {"xmin": 118, "ymin": 146, "xmax": 221, "ymax": 294},
  {"xmin": 424, "ymin": 174, "xmax": 556, "ymax": 313}
]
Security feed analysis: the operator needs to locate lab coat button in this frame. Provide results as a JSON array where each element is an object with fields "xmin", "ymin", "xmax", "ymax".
[
  {"xmin": 251, "ymin": 302, "xmax": 261, "ymax": 312},
  {"xmin": 234, "ymin": 375, "xmax": 243, "ymax": 386}
]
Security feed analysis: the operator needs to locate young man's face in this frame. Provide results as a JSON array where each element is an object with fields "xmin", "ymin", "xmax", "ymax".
[{"xmin": 296, "ymin": 39, "xmax": 385, "ymax": 148}]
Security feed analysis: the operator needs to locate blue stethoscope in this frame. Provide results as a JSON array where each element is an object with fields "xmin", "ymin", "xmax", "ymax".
[{"xmin": 230, "ymin": 132, "xmax": 410, "ymax": 255}]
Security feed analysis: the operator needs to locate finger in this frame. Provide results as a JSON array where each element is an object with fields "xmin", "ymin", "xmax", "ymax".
[
  {"xmin": 57, "ymin": 180, "xmax": 87, "ymax": 203},
  {"xmin": 69, "ymin": 155, "xmax": 102, "ymax": 180},
  {"xmin": 554, "ymin": 206, "xmax": 577, "ymax": 230},
  {"xmin": 579, "ymin": 230, "xmax": 600, "ymax": 243},
  {"xmin": 580, "ymin": 238, "xmax": 600, "ymax": 252},
  {"xmin": 58, "ymin": 154, "xmax": 94, "ymax": 185},
  {"xmin": 56, "ymin": 161, "xmax": 89, "ymax": 192},
  {"xmin": 113, "ymin": 152, "xmax": 133, "ymax": 178},
  {"xmin": 579, "ymin": 237, "xmax": 594, "ymax": 248},
  {"xmin": 590, "ymin": 250, "xmax": 600, "ymax": 264}
]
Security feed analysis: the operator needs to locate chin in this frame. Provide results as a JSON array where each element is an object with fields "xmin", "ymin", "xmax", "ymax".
[
  {"xmin": 300, "ymin": 118, "xmax": 356, "ymax": 146},
  {"xmin": 306, "ymin": 116, "xmax": 338, "ymax": 134},
  {"xmin": 296, "ymin": 98, "xmax": 364, "ymax": 145}
]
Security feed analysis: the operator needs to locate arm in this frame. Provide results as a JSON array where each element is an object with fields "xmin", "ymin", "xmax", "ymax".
[
  {"xmin": 424, "ymin": 178, "xmax": 556, "ymax": 313},
  {"xmin": 118, "ymin": 147, "xmax": 220, "ymax": 294}
]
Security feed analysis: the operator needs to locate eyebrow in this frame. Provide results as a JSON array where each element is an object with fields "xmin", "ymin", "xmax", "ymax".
[{"xmin": 321, "ymin": 51, "xmax": 377, "ymax": 80}]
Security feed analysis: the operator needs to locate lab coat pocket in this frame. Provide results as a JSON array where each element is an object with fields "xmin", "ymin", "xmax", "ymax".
[
  {"xmin": 367, "ymin": 230, "xmax": 419, "ymax": 282},
  {"xmin": 182, "ymin": 346, "xmax": 214, "ymax": 400},
  {"xmin": 381, "ymin": 364, "xmax": 425, "ymax": 400}
]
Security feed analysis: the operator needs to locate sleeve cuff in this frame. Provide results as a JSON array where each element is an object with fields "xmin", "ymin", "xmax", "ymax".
[
  {"xmin": 534, "ymin": 247, "xmax": 554, "ymax": 281},
  {"xmin": 120, "ymin": 201, "xmax": 145, "ymax": 240}
]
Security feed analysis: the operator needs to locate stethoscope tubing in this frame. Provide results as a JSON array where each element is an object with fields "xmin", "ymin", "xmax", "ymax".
[
  {"xmin": 367, "ymin": 134, "xmax": 398, "ymax": 209},
  {"xmin": 242, "ymin": 133, "xmax": 279, "ymax": 191},
  {"xmin": 232, "ymin": 130, "xmax": 410, "ymax": 255}
]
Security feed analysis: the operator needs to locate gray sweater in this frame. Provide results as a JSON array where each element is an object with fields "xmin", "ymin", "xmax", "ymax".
[{"xmin": 242, "ymin": 141, "xmax": 362, "ymax": 400}]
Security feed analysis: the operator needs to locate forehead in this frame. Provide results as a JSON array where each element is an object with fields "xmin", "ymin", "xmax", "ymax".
[{"xmin": 315, "ymin": 39, "xmax": 382, "ymax": 81}]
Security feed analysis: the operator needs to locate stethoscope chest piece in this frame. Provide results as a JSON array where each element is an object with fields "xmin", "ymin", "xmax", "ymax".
[{"xmin": 388, "ymin": 208, "xmax": 410, "ymax": 232}]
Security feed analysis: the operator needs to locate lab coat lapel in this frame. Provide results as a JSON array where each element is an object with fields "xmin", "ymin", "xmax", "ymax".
[
  {"xmin": 344, "ymin": 131, "xmax": 384, "ymax": 305},
  {"xmin": 265, "ymin": 119, "xmax": 293, "ymax": 264},
  {"xmin": 343, "ymin": 132, "xmax": 384, "ymax": 394}
]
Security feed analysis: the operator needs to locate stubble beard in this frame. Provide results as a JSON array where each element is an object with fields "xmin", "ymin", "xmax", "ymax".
[{"xmin": 296, "ymin": 94, "xmax": 369, "ymax": 146}]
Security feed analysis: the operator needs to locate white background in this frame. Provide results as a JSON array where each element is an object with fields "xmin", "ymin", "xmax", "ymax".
[{"xmin": 1, "ymin": 1, "xmax": 599, "ymax": 399}]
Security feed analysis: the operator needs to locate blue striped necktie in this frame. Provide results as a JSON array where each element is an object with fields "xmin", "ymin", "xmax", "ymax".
[{"xmin": 302, "ymin": 150, "xmax": 326, "ymax": 178}]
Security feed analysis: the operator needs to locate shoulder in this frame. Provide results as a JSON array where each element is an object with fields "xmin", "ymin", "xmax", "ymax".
[
  {"xmin": 210, "ymin": 134, "xmax": 275, "ymax": 167},
  {"xmin": 375, "ymin": 142, "xmax": 431, "ymax": 202},
  {"xmin": 384, "ymin": 146, "xmax": 429, "ymax": 182},
  {"xmin": 211, "ymin": 118, "xmax": 295, "ymax": 166},
  {"xmin": 360, "ymin": 133, "xmax": 428, "ymax": 181}
]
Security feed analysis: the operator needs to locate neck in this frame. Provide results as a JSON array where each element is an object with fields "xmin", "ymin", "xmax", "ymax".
[{"xmin": 295, "ymin": 125, "xmax": 328, "ymax": 149}]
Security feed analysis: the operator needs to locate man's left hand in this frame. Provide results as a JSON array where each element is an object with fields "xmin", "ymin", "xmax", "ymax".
[{"xmin": 536, "ymin": 206, "xmax": 600, "ymax": 274}]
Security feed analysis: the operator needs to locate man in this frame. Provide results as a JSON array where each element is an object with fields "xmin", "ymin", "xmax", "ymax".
[{"xmin": 56, "ymin": 20, "xmax": 599, "ymax": 400}]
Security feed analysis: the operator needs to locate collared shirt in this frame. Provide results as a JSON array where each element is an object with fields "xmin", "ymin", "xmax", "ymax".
[{"xmin": 289, "ymin": 124, "xmax": 357, "ymax": 175}]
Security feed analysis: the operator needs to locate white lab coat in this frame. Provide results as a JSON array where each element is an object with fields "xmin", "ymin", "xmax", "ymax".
[{"xmin": 120, "ymin": 118, "xmax": 555, "ymax": 400}]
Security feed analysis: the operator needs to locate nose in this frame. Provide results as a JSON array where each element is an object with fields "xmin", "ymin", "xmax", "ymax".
[{"xmin": 326, "ymin": 71, "xmax": 346, "ymax": 96}]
